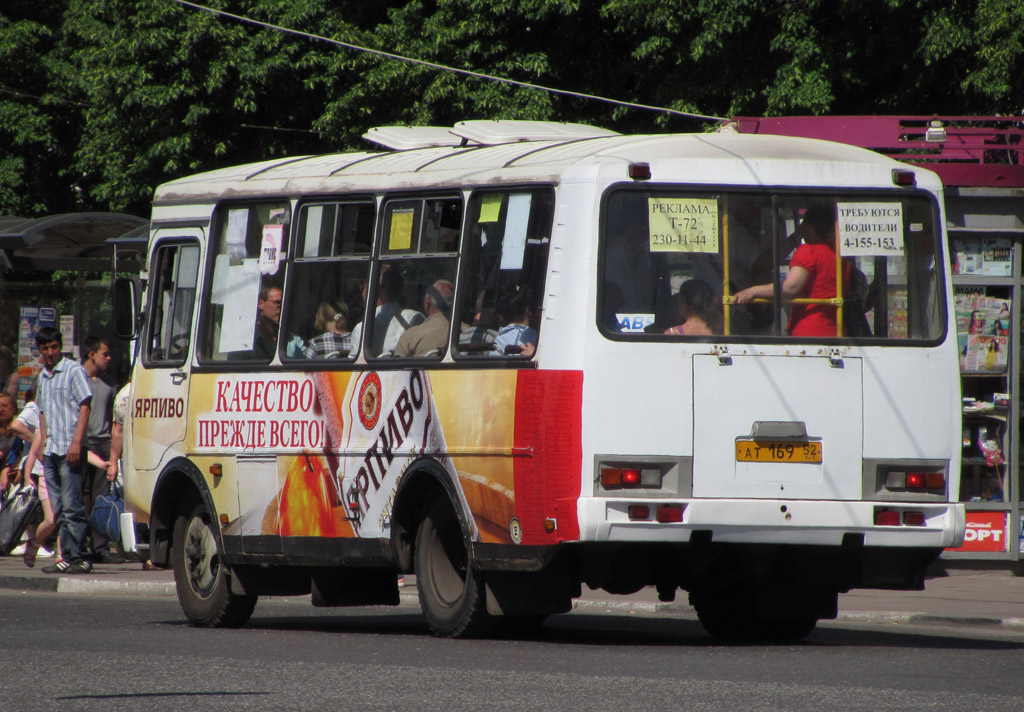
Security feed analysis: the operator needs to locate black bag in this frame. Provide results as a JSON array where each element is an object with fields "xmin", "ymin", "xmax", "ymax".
[
  {"xmin": 0, "ymin": 484, "xmax": 40, "ymax": 555},
  {"xmin": 89, "ymin": 481, "xmax": 124, "ymax": 544}
]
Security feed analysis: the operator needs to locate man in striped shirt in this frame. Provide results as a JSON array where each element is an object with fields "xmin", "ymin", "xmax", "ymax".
[{"xmin": 35, "ymin": 326, "xmax": 94, "ymax": 574}]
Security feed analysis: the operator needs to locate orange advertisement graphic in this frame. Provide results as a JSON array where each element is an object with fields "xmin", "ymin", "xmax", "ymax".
[
  {"xmin": 431, "ymin": 371, "xmax": 517, "ymax": 543},
  {"xmin": 271, "ymin": 455, "xmax": 354, "ymax": 538}
]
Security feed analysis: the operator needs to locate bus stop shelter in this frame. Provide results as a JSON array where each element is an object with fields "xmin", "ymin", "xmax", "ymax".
[{"xmin": 0, "ymin": 212, "xmax": 148, "ymax": 389}]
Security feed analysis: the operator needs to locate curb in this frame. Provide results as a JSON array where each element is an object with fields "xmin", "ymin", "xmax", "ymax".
[{"xmin": 56, "ymin": 578, "xmax": 176, "ymax": 597}]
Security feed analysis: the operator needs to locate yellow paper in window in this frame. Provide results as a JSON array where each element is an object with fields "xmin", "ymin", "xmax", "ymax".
[
  {"xmin": 647, "ymin": 197, "xmax": 719, "ymax": 253},
  {"xmin": 388, "ymin": 209, "xmax": 414, "ymax": 251},
  {"xmin": 479, "ymin": 194, "xmax": 503, "ymax": 223}
]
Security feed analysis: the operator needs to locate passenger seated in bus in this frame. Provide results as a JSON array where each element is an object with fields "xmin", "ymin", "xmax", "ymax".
[
  {"xmin": 663, "ymin": 279, "xmax": 720, "ymax": 336},
  {"xmin": 733, "ymin": 204, "xmax": 847, "ymax": 337},
  {"xmin": 491, "ymin": 290, "xmax": 539, "ymax": 356},
  {"xmin": 459, "ymin": 307, "xmax": 501, "ymax": 352},
  {"xmin": 253, "ymin": 283, "xmax": 283, "ymax": 358},
  {"xmin": 393, "ymin": 280, "xmax": 454, "ymax": 358},
  {"xmin": 349, "ymin": 266, "xmax": 424, "ymax": 357},
  {"xmin": 304, "ymin": 300, "xmax": 352, "ymax": 359}
]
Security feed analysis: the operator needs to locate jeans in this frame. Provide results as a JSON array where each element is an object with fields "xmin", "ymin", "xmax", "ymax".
[{"xmin": 43, "ymin": 453, "xmax": 87, "ymax": 562}]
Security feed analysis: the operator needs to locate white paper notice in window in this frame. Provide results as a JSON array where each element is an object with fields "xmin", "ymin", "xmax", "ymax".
[
  {"xmin": 500, "ymin": 194, "xmax": 532, "ymax": 270},
  {"xmin": 837, "ymin": 202, "xmax": 905, "ymax": 257}
]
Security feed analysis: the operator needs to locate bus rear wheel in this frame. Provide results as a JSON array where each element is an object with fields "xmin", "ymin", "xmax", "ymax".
[
  {"xmin": 172, "ymin": 500, "xmax": 256, "ymax": 628},
  {"xmin": 415, "ymin": 498, "xmax": 495, "ymax": 638}
]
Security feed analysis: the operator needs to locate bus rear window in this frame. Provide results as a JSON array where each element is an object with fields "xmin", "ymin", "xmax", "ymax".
[{"xmin": 600, "ymin": 189, "xmax": 945, "ymax": 342}]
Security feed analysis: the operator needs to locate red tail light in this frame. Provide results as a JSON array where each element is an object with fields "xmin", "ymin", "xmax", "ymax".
[
  {"xmin": 906, "ymin": 472, "xmax": 925, "ymax": 489},
  {"xmin": 628, "ymin": 505, "xmax": 650, "ymax": 520},
  {"xmin": 874, "ymin": 510, "xmax": 900, "ymax": 526},
  {"xmin": 903, "ymin": 511, "xmax": 926, "ymax": 526},
  {"xmin": 622, "ymin": 468, "xmax": 641, "ymax": 487},
  {"xmin": 657, "ymin": 505, "xmax": 684, "ymax": 523}
]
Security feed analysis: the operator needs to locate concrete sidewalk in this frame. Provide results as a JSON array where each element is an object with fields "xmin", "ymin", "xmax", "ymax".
[{"xmin": 2, "ymin": 554, "xmax": 1023, "ymax": 630}]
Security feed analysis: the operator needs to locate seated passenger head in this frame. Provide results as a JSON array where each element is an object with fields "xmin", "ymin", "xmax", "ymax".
[
  {"xmin": 425, "ymin": 280, "xmax": 454, "ymax": 316},
  {"xmin": 499, "ymin": 287, "xmax": 537, "ymax": 326},
  {"xmin": 378, "ymin": 266, "xmax": 404, "ymax": 303},
  {"xmin": 676, "ymin": 278, "xmax": 720, "ymax": 330},
  {"xmin": 315, "ymin": 300, "xmax": 348, "ymax": 332}
]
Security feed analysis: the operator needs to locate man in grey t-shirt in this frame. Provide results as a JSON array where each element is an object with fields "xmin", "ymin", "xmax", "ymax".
[{"xmin": 81, "ymin": 336, "xmax": 123, "ymax": 563}]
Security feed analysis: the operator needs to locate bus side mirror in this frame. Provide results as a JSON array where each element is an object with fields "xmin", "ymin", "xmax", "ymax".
[{"xmin": 112, "ymin": 277, "xmax": 139, "ymax": 340}]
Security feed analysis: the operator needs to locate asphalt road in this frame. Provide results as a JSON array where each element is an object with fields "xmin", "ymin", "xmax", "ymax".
[{"xmin": 3, "ymin": 590, "xmax": 1024, "ymax": 711}]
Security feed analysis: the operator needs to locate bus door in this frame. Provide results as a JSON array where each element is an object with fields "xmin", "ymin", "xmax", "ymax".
[
  {"xmin": 691, "ymin": 353, "xmax": 863, "ymax": 500},
  {"xmin": 132, "ymin": 233, "xmax": 202, "ymax": 471}
]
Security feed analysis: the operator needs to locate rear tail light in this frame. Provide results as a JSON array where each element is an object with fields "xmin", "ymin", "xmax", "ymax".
[
  {"xmin": 657, "ymin": 505, "xmax": 684, "ymax": 523},
  {"xmin": 628, "ymin": 505, "xmax": 650, "ymax": 520},
  {"xmin": 600, "ymin": 465, "xmax": 662, "ymax": 490},
  {"xmin": 875, "ymin": 507, "xmax": 929, "ymax": 527},
  {"xmin": 884, "ymin": 470, "xmax": 945, "ymax": 493}
]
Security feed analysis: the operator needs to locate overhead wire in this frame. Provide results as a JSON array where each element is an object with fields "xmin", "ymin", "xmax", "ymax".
[{"xmin": 166, "ymin": 0, "xmax": 727, "ymax": 123}]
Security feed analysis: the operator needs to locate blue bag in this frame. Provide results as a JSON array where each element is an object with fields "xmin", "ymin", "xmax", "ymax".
[{"xmin": 89, "ymin": 481, "xmax": 124, "ymax": 544}]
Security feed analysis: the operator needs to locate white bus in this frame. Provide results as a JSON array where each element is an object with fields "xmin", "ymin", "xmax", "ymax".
[{"xmin": 114, "ymin": 120, "xmax": 964, "ymax": 640}]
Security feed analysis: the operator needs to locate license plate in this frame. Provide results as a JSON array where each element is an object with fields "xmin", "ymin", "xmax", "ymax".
[{"xmin": 735, "ymin": 440, "xmax": 822, "ymax": 463}]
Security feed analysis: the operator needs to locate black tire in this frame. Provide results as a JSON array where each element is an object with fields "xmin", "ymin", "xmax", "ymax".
[
  {"xmin": 691, "ymin": 589, "xmax": 817, "ymax": 643},
  {"xmin": 172, "ymin": 500, "xmax": 256, "ymax": 628},
  {"xmin": 415, "ymin": 498, "xmax": 495, "ymax": 638}
]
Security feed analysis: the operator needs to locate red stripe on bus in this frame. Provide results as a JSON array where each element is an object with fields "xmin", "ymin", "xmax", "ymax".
[{"xmin": 513, "ymin": 369, "xmax": 583, "ymax": 544}]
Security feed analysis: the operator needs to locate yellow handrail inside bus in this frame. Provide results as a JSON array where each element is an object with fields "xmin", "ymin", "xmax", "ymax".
[{"xmin": 722, "ymin": 195, "xmax": 731, "ymax": 336}]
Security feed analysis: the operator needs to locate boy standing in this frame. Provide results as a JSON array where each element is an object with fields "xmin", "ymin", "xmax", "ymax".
[
  {"xmin": 36, "ymin": 327, "xmax": 93, "ymax": 574},
  {"xmin": 81, "ymin": 335, "xmax": 123, "ymax": 563}
]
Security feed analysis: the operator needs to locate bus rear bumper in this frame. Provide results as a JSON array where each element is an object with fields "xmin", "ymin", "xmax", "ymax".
[{"xmin": 579, "ymin": 498, "xmax": 967, "ymax": 548}]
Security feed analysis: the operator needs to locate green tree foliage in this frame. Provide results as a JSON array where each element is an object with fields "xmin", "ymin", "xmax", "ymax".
[
  {"xmin": 0, "ymin": 0, "xmax": 1020, "ymax": 218},
  {"xmin": 0, "ymin": 0, "xmax": 80, "ymax": 215}
]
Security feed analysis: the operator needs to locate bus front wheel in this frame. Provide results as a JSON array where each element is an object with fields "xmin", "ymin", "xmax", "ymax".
[
  {"xmin": 172, "ymin": 500, "xmax": 256, "ymax": 628},
  {"xmin": 415, "ymin": 498, "xmax": 495, "ymax": 638}
]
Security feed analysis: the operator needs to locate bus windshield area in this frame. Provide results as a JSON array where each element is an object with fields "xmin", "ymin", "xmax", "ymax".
[{"xmin": 600, "ymin": 188, "xmax": 946, "ymax": 342}]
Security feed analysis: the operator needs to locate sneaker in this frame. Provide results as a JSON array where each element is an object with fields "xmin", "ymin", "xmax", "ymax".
[
  {"xmin": 66, "ymin": 560, "xmax": 93, "ymax": 574},
  {"xmin": 42, "ymin": 559, "xmax": 72, "ymax": 575}
]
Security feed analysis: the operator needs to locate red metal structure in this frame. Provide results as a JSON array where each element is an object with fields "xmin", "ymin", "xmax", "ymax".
[{"xmin": 732, "ymin": 115, "xmax": 1024, "ymax": 188}]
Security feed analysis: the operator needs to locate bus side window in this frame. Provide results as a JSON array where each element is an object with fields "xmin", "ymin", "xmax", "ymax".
[
  {"xmin": 455, "ymin": 189, "xmax": 553, "ymax": 358},
  {"xmin": 144, "ymin": 243, "xmax": 199, "ymax": 365},
  {"xmin": 199, "ymin": 202, "xmax": 290, "ymax": 362},
  {"xmin": 282, "ymin": 202, "xmax": 373, "ymax": 362},
  {"xmin": 364, "ymin": 197, "xmax": 460, "ymax": 360}
]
